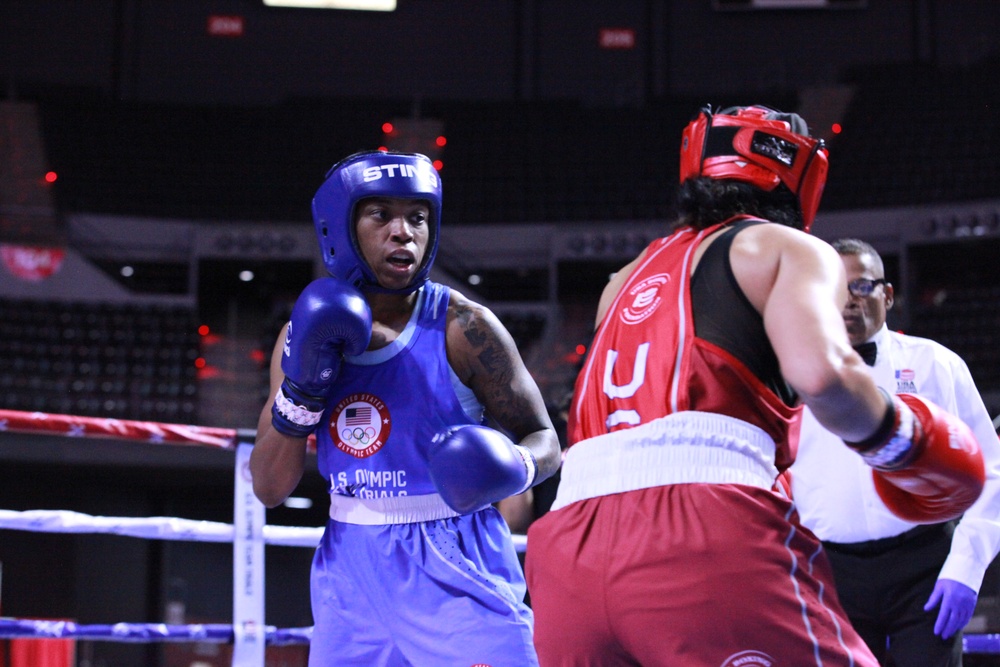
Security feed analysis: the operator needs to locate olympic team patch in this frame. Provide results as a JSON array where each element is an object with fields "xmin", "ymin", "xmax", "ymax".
[
  {"xmin": 620, "ymin": 272, "xmax": 670, "ymax": 325},
  {"xmin": 720, "ymin": 650, "xmax": 774, "ymax": 667},
  {"xmin": 330, "ymin": 393, "xmax": 391, "ymax": 458}
]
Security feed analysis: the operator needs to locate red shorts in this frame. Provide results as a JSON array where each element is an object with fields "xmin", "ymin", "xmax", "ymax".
[{"xmin": 526, "ymin": 484, "xmax": 878, "ymax": 667}]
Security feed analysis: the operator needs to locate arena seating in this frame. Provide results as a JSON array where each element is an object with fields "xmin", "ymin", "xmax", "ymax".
[
  {"xmin": 9, "ymin": 57, "xmax": 1000, "ymax": 421},
  {"xmin": 908, "ymin": 283, "xmax": 1000, "ymax": 393},
  {"xmin": 24, "ymin": 57, "xmax": 1000, "ymax": 225},
  {"xmin": 435, "ymin": 98, "xmax": 691, "ymax": 224},
  {"xmin": 497, "ymin": 310, "xmax": 549, "ymax": 355},
  {"xmin": 29, "ymin": 87, "xmax": 787, "ymax": 226},
  {"xmin": 0, "ymin": 299, "xmax": 199, "ymax": 423},
  {"xmin": 822, "ymin": 57, "xmax": 1000, "ymax": 211}
]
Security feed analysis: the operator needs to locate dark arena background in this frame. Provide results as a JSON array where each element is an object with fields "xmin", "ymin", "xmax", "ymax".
[{"xmin": 2, "ymin": 1, "xmax": 1000, "ymax": 665}]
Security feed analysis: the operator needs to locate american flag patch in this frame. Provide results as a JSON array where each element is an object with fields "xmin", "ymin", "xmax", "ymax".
[
  {"xmin": 896, "ymin": 369, "xmax": 915, "ymax": 382},
  {"xmin": 345, "ymin": 407, "xmax": 372, "ymax": 426}
]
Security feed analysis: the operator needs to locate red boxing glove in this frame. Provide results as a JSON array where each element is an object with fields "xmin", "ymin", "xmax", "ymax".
[{"xmin": 846, "ymin": 392, "xmax": 985, "ymax": 524}]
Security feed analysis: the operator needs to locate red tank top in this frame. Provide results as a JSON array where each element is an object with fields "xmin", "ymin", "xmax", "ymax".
[{"xmin": 567, "ymin": 223, "xmax": 801, "ymax": 471}]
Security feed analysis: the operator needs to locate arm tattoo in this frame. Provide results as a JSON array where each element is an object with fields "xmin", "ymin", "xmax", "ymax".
[
  {"xmin": 458, "ymin": 304, "xmax": 514, "ymax": 382},
  {"xmin": 457, "ymin": 304, "xmax": 539, "ymax": 434}
]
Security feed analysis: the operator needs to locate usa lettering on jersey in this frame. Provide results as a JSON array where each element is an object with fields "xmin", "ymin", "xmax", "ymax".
[{"xmin": 604, "ymin": 342, "xmax": 650, "ymax": 428}]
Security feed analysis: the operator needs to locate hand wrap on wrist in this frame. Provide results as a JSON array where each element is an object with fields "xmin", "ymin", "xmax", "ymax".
[
  {"xmin": 512, "ymin": 444, "xmax": 538, "ymax": 495},
  {"xmin": 271, "ymin": 380, "xmax": 326, "ymax": 438},
  {"xmin": 845, "ymin": 388, "xmax": 918, "ymax": 471}
]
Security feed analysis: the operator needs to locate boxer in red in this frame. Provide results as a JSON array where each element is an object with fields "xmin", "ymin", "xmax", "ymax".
[{"xmin": 525, "ymin": 105, "xmax": 985, "ymax": 667}]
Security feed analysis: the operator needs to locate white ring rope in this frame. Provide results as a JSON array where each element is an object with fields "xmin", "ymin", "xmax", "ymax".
[
  {"xmin": 0, "ymin": 509, "xmax": 324, "ymax": 547},
  {"xmin": 0, "ymin": 508, "xmax": 528, "ymax": 551}
]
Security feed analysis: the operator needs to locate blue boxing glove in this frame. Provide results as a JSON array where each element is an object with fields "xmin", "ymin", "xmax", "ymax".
[
  {"xmin": 428, "ymin": 425, "xmax": 538, "ymax": 514},
  {"xmin": 271, "ymin": 277, "xmax": 372, "ymax": 438}
]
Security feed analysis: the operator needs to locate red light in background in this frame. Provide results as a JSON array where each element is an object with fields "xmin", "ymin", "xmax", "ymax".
[
  {"xmin": 831, "ymin": 123, "xmax": 842, "ymax": 135},
  {"xmin": 207, "ymin": 15, "xmax": 244, "ymax": 37},
  {"xmin": 433, "ymin": 159, "xmax": 444, "ymax": 170},
  {"xmin": 599, "ymin": 27, "xmax": 636, "ymax": 50},
  {"xmin": 382, "ymin": 122, "xmax": 394, "ymax": 134},
  {"xmin": 44, "ymin": 171, "xmax": 57, "ymax": 183},
  {"xmin": 575, "ymin": 344, "xmax": 587, "ymax": 356},
  {"xmin": 195, "ymin": 357, "xmax": 207, "ymax": 369},
  {"xmin": 435, "ymin": 136, "xmax": 447, "ymax": 147},
  {"xmin": 378, "ymin": 146, "xmax": 388, "ymax": 152},
  {"xmin": 198, "ymin": 324, "xmax": 210, "ymax": 336},
  {"xmin": 197, "ymin": 365, "xmax": 222, "ymax": 380}
]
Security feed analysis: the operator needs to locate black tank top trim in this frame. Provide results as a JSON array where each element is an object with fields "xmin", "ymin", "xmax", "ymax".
[{"xmin": 691, "ymin": 219, "xmax": 797, "ymax": 406}]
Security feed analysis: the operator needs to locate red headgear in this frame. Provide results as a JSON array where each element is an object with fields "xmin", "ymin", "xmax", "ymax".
[{"xmin": 679, "ymin": 105, "xmax": 829, "ymax": 232}]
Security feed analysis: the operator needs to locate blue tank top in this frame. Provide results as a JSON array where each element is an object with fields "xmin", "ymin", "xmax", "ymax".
[{"xmin": 315, "ymin": 282, "xmax": 485, "ymax": 498}]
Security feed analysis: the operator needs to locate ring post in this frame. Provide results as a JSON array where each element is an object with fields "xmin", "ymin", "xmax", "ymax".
[{"xmin": 232, "ymin": 437, "xmax": 265, "ymax": 667}]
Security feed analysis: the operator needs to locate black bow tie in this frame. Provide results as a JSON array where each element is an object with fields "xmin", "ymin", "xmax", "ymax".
[{"xmin": 854, "ymin": 341, "xmax": 877, "ymax": 366}]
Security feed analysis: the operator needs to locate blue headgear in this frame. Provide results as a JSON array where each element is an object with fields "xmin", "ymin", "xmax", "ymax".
[{"xmin": 312, "ymin": 151, "xmax": 442, "ymax": 294}]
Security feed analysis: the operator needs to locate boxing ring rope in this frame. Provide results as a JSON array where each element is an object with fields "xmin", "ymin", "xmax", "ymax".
[
  {"xmin": 0, "ymin": 407, "xmax": 991, "ymax": 663},
  {"xmin": 0, "ymin": 408, "xmax": 238, "ymax": 448},
  {"xmin": 0, "ymin": 509, "xmax": 323, "ymax": 547},
  {"xmin": 0, "ymin": 619, "xmax": 312, "ymax": 646},
  {"xmin": 0, "ymin": 508, "xmax": 526, "ymax": 552}
]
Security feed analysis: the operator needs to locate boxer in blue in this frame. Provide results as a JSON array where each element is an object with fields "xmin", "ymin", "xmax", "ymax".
[{"xmin": 251, "ymin": 150, "xmax": 561, "ymax": 667}]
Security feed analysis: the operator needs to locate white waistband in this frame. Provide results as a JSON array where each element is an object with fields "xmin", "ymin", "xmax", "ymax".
[
  {"xmin": 328, "ymin": 492, "xmax": 461, "ymax": 525},
  {"xmin": 551, "ymin": 411, "xmax": 779, "ymax": 510}
]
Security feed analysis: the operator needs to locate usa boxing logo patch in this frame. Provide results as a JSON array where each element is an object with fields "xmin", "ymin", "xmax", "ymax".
[
  {"xmin": 720, "ymin": 650, "xmax": 774, "ymax": 667},
  {"xmin": 620, "ymin": 273, "xmax": 670, "ymax": 325},
  {"xmin": 895, "ymin": 368, "xmax": 917, "ymax": 393},
  {"xmin": 330, "ymin": 393, "xmax": 391, "ymax": 458}
]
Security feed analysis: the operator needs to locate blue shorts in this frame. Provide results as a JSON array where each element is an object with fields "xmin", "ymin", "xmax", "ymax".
[{"xmin": 308, "ymin": 506, "xmax": 537, "ymax": 667}]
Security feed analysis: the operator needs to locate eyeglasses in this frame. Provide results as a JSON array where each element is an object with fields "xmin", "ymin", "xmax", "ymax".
[{"xmin": 847, "ymin": 278, "xmax": 887, "ymax": 297}]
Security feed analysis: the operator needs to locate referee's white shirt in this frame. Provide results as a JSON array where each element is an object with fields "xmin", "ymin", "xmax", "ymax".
[{"xmin": 791, "ymin": 324, "xmax": 1000, "ymax": 593}]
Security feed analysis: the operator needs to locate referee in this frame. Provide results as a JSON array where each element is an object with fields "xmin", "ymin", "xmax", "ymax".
[{"xmin": 791, "ymin": 238, "xmax": 1000, "ymax": 666}]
